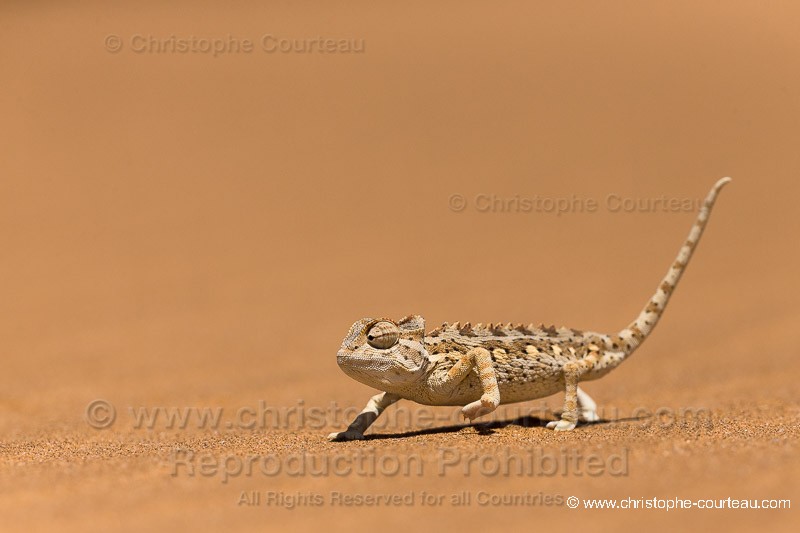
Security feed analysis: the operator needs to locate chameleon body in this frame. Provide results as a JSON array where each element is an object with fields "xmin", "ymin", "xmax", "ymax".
[{"xmin": 329, "ymin": 178, "xmax": 731, "ymax": 441}]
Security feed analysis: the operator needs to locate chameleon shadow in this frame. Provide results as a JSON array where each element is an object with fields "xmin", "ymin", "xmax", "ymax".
[{"xmin": 363, "ymin": 413, "xmax": 651, "ymax": 440}]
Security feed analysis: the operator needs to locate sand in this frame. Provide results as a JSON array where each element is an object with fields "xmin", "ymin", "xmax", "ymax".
[{"xmin": 1, "ymin": 1, "xmax": 798, "ymax": 531}]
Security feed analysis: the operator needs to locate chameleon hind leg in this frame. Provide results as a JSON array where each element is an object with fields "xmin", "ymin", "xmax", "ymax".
[
  {"xmin": 547, "ymin": 353, "xmax": 599, "ymax": 431},
  {"xmin": 546, "ymin": 361, "xmax": 581, "ymax": 431}
]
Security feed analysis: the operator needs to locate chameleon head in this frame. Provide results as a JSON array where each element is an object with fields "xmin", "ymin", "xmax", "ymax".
[{"xmin": 336, "ymin": 315, "xmax": 430, "ymax": 392}]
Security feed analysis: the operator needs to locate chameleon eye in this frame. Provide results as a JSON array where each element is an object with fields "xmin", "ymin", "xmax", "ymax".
[{"xmin": 366, "ymin": 321, "xmax": 400, "ymax": 349}]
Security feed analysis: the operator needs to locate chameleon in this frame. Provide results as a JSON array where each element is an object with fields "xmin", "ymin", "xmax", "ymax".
[{"xmin": 328, "ymin": 177, "xmax": 731, "ymax": 441}]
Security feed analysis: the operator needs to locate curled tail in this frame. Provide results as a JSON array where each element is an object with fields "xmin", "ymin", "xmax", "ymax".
[{"xmin": 616, "ymin": 177, "xmax": 731, "ymax": 355}]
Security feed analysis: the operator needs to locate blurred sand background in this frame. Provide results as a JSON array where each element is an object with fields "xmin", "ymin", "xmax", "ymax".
[{"xmin": 1, "ymin": 1, "xmax": 798, "ymax": 531}]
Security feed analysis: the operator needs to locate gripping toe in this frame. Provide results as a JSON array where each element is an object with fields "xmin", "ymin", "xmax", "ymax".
[
  {"xmin": 546, "ymin": 419, "xmax": 577, "ymax": 431},
  {"xmin": 327, "ymin": 430, "xmax": 365, "ymax": 441}
]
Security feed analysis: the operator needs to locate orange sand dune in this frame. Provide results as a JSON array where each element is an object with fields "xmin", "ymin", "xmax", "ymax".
[{"xmin": 1, "ymin": 2, "xmax": 798, "ymax": 532}]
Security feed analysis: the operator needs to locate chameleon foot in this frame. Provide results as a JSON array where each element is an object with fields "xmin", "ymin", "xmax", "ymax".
[
  {"xmin": 546, "ymin": 419, "xmax": 577, "ymax": 431},
  {"xmin": 580, "ymin": 410, "xmax": 600, "ymax": 423},
  {"xmin": 327, "ymin": 430, "xmax": 365, "ymax": 441},
  {"xmin": 461, "ymin": 396, "xmax": 498, "ymax": 421}
]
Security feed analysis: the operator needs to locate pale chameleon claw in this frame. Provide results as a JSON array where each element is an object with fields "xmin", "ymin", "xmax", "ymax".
[
  {"xmin": 546, "ymin": 419, "xmax": 577, "ymax": 431},
  {"xmin": 461, "ymin": 395, "xmax": 499, "ymax": 421},
  {"xmin": 580, "ymin": 410, "xmax": 600, "ymax": 423}
]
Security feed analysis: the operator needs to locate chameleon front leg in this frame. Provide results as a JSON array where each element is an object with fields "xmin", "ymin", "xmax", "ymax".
[
  {"xmin": 327, "ymin": 392, "xmax": 400, "ymax": 441},
  {"xmin": 432, "ymin": 347, "xmax": 500, "ymax": 421}
]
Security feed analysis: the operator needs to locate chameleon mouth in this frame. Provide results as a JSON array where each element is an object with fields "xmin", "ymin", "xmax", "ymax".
[
  {"xmin": 336, "ymin": 349, "xmax": 396, "ymax": 374},
  {"xmin": 336, "ymin": 349, "xmax": 375, "ymax": 367},
  {"xmin": 336, "ymin": 347, "xmax": 364, "ymax": 360}
]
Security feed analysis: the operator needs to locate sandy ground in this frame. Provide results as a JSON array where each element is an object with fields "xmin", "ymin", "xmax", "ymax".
[{"xmin": 1, "ymin": 1, "xmax": 798, "ymax": 531}]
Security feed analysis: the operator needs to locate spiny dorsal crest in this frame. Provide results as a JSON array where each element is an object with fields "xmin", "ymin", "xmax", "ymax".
[
  {"xmin": 490, "ymin": 323, "xmax": 507, "ymax": 336},
  {"xmin": 542, "ymin": 324, "xmax": 558, "ymax": 336},
  {"xmin": 427, "ymin": 320, "xmax": 580, "ymax": 339},
  {"xmin": 427, "ymin": 323, "xmax": 446, "ymax": 336}
]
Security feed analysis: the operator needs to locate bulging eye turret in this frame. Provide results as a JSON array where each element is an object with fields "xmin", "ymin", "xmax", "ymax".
[{"xmin": 366, "ymin": 321, "xmax": 400, "ymax": 349}]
